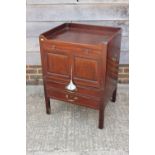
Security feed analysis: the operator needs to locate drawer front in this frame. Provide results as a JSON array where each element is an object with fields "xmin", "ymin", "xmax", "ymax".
[
  {"xmin": 42, "ymin": 42, "xmax": 101, "ymax": 58},
  {"xmin": 73, "ymin": 48, "xmax": 102, "ymax": 59},
  {"xmin": 42, "ymin": 41, "xmax": 102, "ymax": 55},
  {"xmin": 46, "ymin": 80, "xmax": 103, "ymax": 99},
  {"xmin": 46, "ymin": 88, "xmax": 100, "ymax": 109}
]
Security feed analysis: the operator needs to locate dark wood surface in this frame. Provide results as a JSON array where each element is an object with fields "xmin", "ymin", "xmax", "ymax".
[{"xmin": 39, "ymin": 23, "xmax": 121, "ymax": 129}]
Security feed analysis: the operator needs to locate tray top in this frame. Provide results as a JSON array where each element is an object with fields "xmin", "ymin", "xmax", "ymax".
[{"xmin": 41, "ymin": 23, "xmax": 121, "ymax": 45}]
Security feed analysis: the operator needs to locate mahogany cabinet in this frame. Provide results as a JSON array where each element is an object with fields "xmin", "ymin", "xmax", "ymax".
[{"xmin": 39, "ymin": 23, "xmax": 121, "ymax": 129}]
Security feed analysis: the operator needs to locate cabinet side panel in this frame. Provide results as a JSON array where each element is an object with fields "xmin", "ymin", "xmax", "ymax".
[{"xmin": 105, "ymin": 32, "xmax": 122, "ymax": 101}]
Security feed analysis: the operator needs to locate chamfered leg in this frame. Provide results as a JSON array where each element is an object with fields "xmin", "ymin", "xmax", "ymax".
[{"xmin": 111, "ymin": 88, "xmax": 117, "ymax": 102}]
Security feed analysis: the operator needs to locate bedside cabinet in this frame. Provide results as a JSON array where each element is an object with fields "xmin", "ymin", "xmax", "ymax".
[{"xmin": 39, "ymin": 23, "xmax": 121, "ymax": 129}]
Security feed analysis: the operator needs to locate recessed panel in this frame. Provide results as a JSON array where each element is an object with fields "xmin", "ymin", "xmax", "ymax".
[
  {"xmin": 47, "ymin": 53, "xmax": 69, "ymax": 75},
  {"xmin": 74, "ymin": 57, "xmax": 98, "ymax": 81}
]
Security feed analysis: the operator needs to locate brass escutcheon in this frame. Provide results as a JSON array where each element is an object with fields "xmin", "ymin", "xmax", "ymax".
[{"xmin": 66, "ymin": 94, "xmax": 78, "ymax": 102}]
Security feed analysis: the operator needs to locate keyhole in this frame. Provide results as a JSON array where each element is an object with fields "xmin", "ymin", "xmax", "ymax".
[{"xmin": 77, "ymin": 0, "xmax": 79, "ymax": 2}]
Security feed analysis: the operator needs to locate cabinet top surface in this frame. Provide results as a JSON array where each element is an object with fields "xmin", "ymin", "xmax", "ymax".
[{"xmin": 41, "ymin": 23, "xmax": 121, "ymax": 45}]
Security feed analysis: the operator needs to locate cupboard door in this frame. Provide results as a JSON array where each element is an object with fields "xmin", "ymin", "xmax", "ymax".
[
  {"xmin": 44, "ymin": 48, "xmax": 71, "ymax": 80},
  {"xmin": 73, "ymin": 56, "xmax": 102, "ymax": 88}
]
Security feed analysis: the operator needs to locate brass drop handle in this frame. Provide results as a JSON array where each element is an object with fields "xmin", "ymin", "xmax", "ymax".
[{"xmin": 66, "ymin": 94, "xmax": 78, "ymax": 102}]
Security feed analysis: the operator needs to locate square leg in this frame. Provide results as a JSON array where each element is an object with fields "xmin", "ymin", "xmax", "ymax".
[
  {"xmin": 43, "ymin": 82, "xmax": 51, "ymax": 114},
  {"xmin": 98, "ymin": 101, "xmax": 104, "ymax": 129},
  {"xmin": 111, "ymin": 88, "xmax": 117, "ymax": 102},
  {"xmin": 45, "ymin": 96, "xmax": 51, "ymax": 114}
]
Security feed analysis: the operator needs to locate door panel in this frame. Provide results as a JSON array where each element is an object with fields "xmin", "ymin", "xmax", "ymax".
[
  {"xmin": 73, "ymin": 56, "xmax": 101, "ymax": 88},
  {"xmin": 74, "ymin": 57, "xmax": 98, "ymax": 81},
  {"xmin": 44, "ymin": 49, "xmax": 71, "ymax": 79},
  {"xmin": 47, "ymin": 53, "xmax": 69, "ymax": 75}
]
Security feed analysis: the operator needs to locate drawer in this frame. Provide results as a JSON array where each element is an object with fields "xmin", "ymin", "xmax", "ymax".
[
  {"xmin": 46, "ymin": 80, "xmax": 103, "ymax": 99},
  {"xmin": 46, "ymin": 88, "xmax": 100, "ymax": 109},
  {"xmin": 42, "ymin": 42, "xmax": 101, "ymax": 58},
  {"xmin": 73, "ymin": 48, "xmax": 101, "ymax": 59}
]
